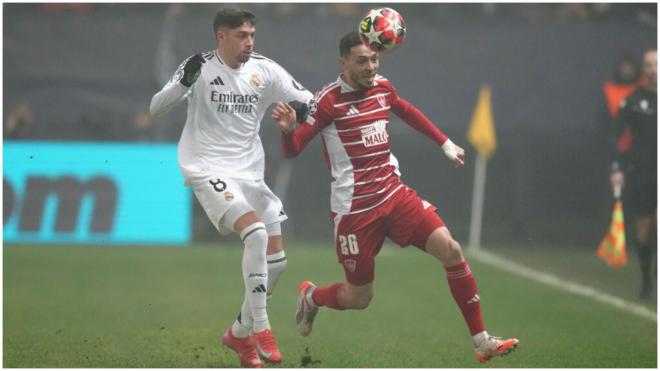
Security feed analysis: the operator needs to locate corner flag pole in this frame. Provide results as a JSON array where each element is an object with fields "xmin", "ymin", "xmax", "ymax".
[
  {"xmin": 466, "ymin": 86, "xmax": 497, "ymax": 252},
  {"xmin": 468, "ymin": 153, "xmax": 487, "ymax": 251}
]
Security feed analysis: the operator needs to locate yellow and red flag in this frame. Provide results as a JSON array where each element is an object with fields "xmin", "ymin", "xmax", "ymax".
[{"xmin": 597, "ymin": 200, "xmax": 627, "ymax": 267}]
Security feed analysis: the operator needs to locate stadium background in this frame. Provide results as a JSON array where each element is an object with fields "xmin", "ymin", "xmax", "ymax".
[{"xmin": 3, "ymin": 3, "xmax": 657, "ymax": 368}]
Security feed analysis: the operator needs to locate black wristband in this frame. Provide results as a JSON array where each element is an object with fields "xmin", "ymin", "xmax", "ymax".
[{"xmin": 288, "ymin": 100, "xmax": 309, "ymax": 123}]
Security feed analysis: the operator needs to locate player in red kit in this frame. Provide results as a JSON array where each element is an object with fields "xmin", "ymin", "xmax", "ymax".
[{"xmin": 271, "ymin": 32, "xmax": 519, "ymax": 363}]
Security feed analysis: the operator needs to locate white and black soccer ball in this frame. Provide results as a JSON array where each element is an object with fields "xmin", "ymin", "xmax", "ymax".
[{"xmin": 358, "ymin": 7, "xmax": 406, "ymax": 53}]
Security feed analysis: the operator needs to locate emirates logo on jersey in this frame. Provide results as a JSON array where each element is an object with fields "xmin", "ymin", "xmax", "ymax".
[{"xmin": 361, "ymin": 120, "xmax": 389, "ymax": 147}]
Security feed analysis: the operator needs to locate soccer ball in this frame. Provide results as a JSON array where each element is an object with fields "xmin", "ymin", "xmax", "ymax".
[{"xmin": 358, "ymin": 7, "xmax": 406, "ymax": 53}]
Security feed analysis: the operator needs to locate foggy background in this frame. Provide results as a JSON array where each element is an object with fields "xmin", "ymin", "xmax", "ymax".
[{"xmin": 4, "ymin": 3, "xmax": 656, "ymax": 247}]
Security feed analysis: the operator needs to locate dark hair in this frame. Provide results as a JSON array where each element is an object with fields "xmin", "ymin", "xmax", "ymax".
[
  {"xmin": 339, "ymin": 31, "xmax": 364, "ymax": 58},
  {"xmin": 213, "ymin": 8, "xmax": 256, "ymax": 33}
]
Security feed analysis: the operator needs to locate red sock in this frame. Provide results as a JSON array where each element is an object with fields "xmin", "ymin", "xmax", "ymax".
[
  {"xmin": 444, "ymin": 261, "xmax": 485, "ymax": 335},
  {"xmin": 311, "ymin": 283, "xmax": 345, "ymax": 310}
]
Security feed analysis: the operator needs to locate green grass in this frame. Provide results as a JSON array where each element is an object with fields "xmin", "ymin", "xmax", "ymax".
[{"xmin": 3, "ymin": 243, "xmax": 657, "ymax": 367}]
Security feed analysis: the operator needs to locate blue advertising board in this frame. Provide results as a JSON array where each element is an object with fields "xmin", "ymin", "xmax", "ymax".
[{"xmin": 3, "ymin": 142, "xmax": 191, "ymax": 245}]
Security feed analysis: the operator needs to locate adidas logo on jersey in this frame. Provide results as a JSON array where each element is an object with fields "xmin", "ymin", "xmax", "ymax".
[
  {"xmin": 210, "ymin": 76, "xmax": 224, "ymax": 85},
  {"xmin": 347, "ymin": 105, "xmax": 359, "ymax": 116}
]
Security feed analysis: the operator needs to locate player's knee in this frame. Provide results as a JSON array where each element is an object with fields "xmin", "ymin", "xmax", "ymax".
[
  {"xmin": 429, "ymin": 237, "xmax": 463, "ymax": 266},
  {"xmin": 446, "ymin": 239, "xmax": 464, "ymax": 262},
  {"xmin": 241, "ymin": 222, "xmax": 268, "ymax": 250}
]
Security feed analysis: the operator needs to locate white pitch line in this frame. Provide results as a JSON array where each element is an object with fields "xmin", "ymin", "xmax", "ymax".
[{"xmin": 469, "ymin": 249, "xmax": 657, "ymax": 323}]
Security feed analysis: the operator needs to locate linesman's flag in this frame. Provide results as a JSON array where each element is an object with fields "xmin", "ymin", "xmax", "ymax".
[
  {"xmin": 597, "ymin": 200, "xmax": 627, "ymax": 267},
  {"xmin": 467, "ymin": 86, "xmax": 497, "ymax": 159}
]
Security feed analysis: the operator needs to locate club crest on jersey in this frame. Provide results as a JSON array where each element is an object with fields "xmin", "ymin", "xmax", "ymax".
[
  {"xmin": 377, "ymin": 95, "xmax": 387, "ymax": 108},
  {"xmin": 361, "ymin": 119, "xmax": 389, "ymax": 147},
  {"xmin": 250, "ymin": 72, "xmax": 262, "ymax": 89},
  {"xmin": 343, "ymin": 259, "xmax": 357, "ymax": 273}
]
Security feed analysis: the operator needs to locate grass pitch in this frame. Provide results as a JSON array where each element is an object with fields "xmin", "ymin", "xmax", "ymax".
[{"xmin": 3, "ymin": 243, "xmax": 657, "ymax": 367}]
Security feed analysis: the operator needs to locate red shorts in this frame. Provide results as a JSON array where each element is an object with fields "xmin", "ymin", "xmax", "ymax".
[{"xmin": 331, "ymin": 186, "xmax": 445, "ymax": 286}]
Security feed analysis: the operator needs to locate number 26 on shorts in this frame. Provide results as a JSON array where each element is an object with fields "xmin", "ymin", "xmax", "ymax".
[{"xmin": 338, "ymin": 234, "xmax": 359, "ymax": 255}]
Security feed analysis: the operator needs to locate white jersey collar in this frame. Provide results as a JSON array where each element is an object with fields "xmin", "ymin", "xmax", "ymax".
[{"xmin": 215, "ymin": 49, "xmax": 245, "ymax": 71}]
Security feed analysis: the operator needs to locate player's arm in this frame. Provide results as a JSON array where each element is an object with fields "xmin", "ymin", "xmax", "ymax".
[
  {"xmin": 391, "ymin": 96, "xmax": 465, "ymax": 168},
  {"xmin": 267, "ymin": 63, "xmax": 314, "ymax": 122},
  {"xmin": 149, "ymin": 54, "xmax": 205, "ymax": 117},
  {"xmin": 610, "ymin": 97, "xmax": 634, "ymax": 191},
  {"xmin": 272, "ymin": 101, "xmax": 326, "ymax": 159}
]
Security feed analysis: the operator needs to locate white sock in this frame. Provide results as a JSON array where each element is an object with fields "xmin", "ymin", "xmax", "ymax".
[
  {"xmin": 232, "ymin": 250, "xmax": 287, "ymax": 337},
  {"xmin": 240, "ymin": 222, "xmax": 270, "ymax": 333},
  {"xmin": 231, "ymin": 295, "xmax": 253, "ymax": 338},
  {"xmin": 267, "ymin": 250, "xmax": 287, "ymax": 300},
  {"xmin": 473, "ymin": 330, "xmax": 489, "ymax": 347},
  {"xmin": 305, "ymin": 287, "xmax": 318, "ymax": 308}
]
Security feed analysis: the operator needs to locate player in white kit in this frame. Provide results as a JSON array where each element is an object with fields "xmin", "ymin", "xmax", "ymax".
[{"xmin": 150, "ymin": 8, "xmax": 312, "ymax": 368}]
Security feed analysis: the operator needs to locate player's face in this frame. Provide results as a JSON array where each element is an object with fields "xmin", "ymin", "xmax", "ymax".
[
  {"xmin": 217, "ymin": 22, "xmax": 255, "ymax": 66},
  {"xmin": 341, "ymin": 44, "xmax": 380, "ymax": 90},
  {"xmin": 642, "ymin": 50, "xmax": 657, "ymax": 88}
]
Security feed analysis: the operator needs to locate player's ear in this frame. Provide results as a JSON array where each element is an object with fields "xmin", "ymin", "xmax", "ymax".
[
  {"xmin": 216, "ymin": 29, "xmax": 225, "ymax": 43},
  {"xmin": 339, "ymin": 57, "xmax": 347, "ymax": 69}
]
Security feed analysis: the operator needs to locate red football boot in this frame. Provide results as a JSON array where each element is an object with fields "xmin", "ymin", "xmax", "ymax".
[
  {"xmin": 253, "ymin": 328, "xmax": 283, "ymax": 364},
  {"xmin": 222, "ymin": 327, "xmax": 262, "ymax": 368}
]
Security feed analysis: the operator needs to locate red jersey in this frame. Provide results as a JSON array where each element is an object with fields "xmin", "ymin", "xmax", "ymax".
[{"xmin": 281, "ymin": 74, "xmax": 449, "ymax": 215}]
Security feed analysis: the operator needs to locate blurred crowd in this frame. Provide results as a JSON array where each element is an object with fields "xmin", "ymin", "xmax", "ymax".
[
  {"xmin": 12, "ymin": 3, "xmax": 659, "ymax": 25},
  {"xmin": 3, "ymin": 3, "xmax": 656, "ymax": 143}
]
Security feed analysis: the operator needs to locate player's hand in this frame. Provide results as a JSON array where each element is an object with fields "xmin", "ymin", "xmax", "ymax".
[
  {"xmin": 610, "ymin": 169, "xmax": 625, "ymax": 190},
  {"xmin": 180, "ymin": 54, "xmax": 205, "ymax": 87},
  {"xmin": 453, "ymin": 145, "xmax": 465, "ymax": 169},
  {"xmin": 441, "ymin": 139, "xmax": 465, "ymax": 169},
  {"xmin": 272, "ymin": 102, "xmax": 297, "ymax": 134}
]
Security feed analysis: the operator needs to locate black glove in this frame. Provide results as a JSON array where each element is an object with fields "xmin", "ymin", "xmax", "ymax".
[
  {"xmin": 288, "ymin": 100, "xmax": 309, "ymax": 123},
  {"xmin": 180, "ymin": 54, "xmax": 205, "ymax": 87}
]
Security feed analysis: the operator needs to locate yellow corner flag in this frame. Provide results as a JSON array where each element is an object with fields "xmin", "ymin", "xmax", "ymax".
[
  {"xmin": 597, "ymin": 200, "xmax": 627, "ymax": 267},
  {"xmin": 467, "ymin": 86, "xmax": 497, "ymax": 159}
]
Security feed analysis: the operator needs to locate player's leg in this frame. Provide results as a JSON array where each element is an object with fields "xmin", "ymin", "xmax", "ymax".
[
  {"xmin": 295, "ymin": 212, "xmax": 383, "ymax": 336},
  {"xmin": 388, "ymin": 188, "xmax": 517, "ymax": 362},
  {"xmin": 265, "ymin": 226, "xmax": 287, "ymax": 302},
  {"xmin": 231, "ymin": 180, "xmax": 287, "ymax": 363},
  {"xmin": 630, "ymin": 178, "xmax": 657, "ymax": 299},
  {"xmin": 191, "ymin": 178, "xmax": 263, "ymax": 367},
  {"xmin": 422, "ymin": 226, "xmax": 518, "ymax": 362},
  {"xmin": 229, "ymin": 210, "xmax": 282, "ymax": 364},
  {"xmin": 635, "ymin": 213, "xmax": 655, "ymax": 299}
]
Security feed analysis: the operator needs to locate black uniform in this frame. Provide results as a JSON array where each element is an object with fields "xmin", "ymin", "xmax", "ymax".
[
  {"xmin": 617, "ymin": 86, "xmax": 657, "ymax": 216},
  {"xmin": 616, "ymin": 85, "xmax": 657, "ymax": 299}
]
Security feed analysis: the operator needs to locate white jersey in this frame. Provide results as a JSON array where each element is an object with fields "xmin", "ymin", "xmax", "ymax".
[{"xmin": 151, "ymin": 49, "xmax": 313, "ymax": 181}]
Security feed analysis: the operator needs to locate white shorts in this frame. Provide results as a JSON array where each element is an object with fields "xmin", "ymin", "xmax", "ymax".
[{"xmin": 190, "ymin": 176, "xmax": 287, "ymax": 236}]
